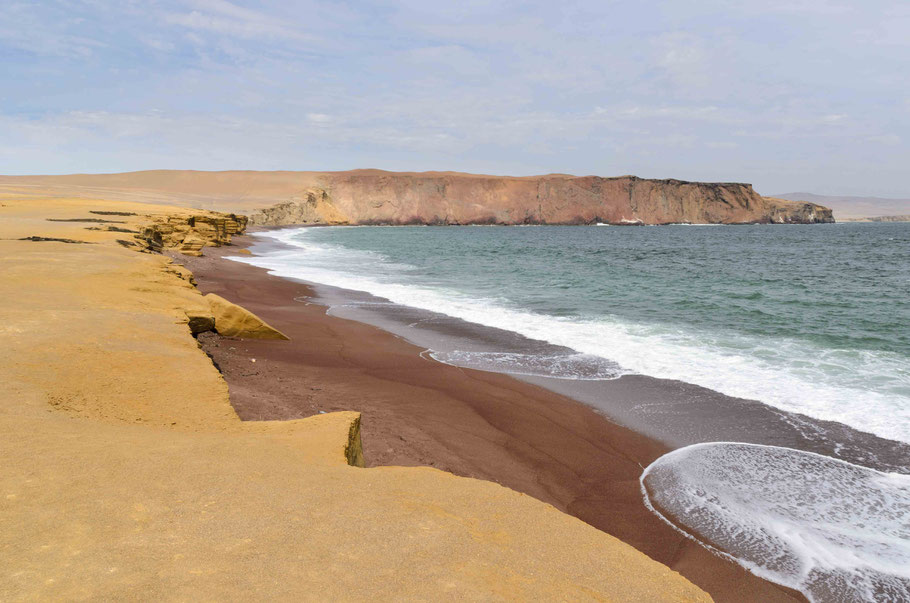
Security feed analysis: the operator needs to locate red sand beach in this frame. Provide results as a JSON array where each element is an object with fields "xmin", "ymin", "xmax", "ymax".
[{"xmin": 176, "ymin": 235, "xmax": 805, "ymax": 603}]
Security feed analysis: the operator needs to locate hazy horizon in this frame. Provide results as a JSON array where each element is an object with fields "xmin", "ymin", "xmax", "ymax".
[{"xmin": 3, "ymin": 1, "xmax": 909, "ymax": 197}]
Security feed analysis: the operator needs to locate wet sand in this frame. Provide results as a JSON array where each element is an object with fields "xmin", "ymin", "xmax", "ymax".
[{"xmin": 177, "ymin": 235, "xmax": 806, "ymax": 603}]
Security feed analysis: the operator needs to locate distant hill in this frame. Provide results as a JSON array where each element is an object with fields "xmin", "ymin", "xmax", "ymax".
[
  {"xmin": 774, "ymin": 192, "xmax": 910, "ymax": 220},
  {"xmin": 837, "ymin": 215, "xmax": 910, "ymax": 223}
]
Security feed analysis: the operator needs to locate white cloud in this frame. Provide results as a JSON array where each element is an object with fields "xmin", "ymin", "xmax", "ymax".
[
  {"xmin": 164, "ymin": 0, "xmax": 316, "ymax": 43},
  {"xmin": 703, "ymin": 0, "xmax": 851, "ymax": 15},
  {"xmin": 866, "ymin": 134, "xmax": 901, "ymax": 145},
  {"xmin": 400, "ymin": 45, "xmax": 490, "ymax": 77},
  {"xmin": 820, "ymin": 113, "xmax": 847, "ymax": 124},
  {"xmin": 141, "ymin": 37, "xmax": 176, "ymax": 52},
  {"xmin": 706, "ymin": 141, "xmax": 739, "ymax": 149},
  {"xmin": 606, "ymin": 105, "xmax": 730, "ymax": 123},
  {"xmin": 650, "ymin": 32, "xmax": 719, "ymax": 97},
  {"xmin": 0, "ymin": 2, "xmax": 106, "ymax": 57},
  {"xmin": 306, "ymin": 113, "xmax": 333, "ymax": 124}
]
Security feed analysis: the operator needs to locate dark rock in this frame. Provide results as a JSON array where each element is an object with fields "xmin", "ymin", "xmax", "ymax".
[
  {"xmin": 19, "ymin": 236, "xmax": 92, "ymax": 244},
  {"xmin": 47, "ymin": 218, "xmax": 126, "ymax": 223}
]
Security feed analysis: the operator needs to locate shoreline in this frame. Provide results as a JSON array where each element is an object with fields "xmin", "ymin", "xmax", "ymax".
[
  {"xmin": 177, "ymin": 234, "xmax": 807, "ymax": 602},
  {"xmin": 232, "ymin": 226, "xmax": 910, "ymax": 474}
]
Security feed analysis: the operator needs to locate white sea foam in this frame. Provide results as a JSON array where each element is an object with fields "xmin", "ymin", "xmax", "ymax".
[
  {"xmin": 429, "ymin": 351, "xmax": 625, "ymax": 380},
  {"xmin": 228, "ymin": 227, "xmax": 910, "ymax": 444},
  {"xmin": 641, "ymin": 443, "xmax": 910, "ymax": 602}
]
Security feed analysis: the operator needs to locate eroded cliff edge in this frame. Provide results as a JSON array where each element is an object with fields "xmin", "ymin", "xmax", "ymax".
[
  {"xmin": 0, "ymin": 194, "xmax": 712, "ymax": 601},
  {"xmin": 249, "ymin": 172, "xmax": 834, "ymax": 226}
]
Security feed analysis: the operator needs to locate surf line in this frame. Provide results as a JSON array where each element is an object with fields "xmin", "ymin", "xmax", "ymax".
[{"xmin": 640, "ymin": 441, "xmax": 910, "ymax": 602}]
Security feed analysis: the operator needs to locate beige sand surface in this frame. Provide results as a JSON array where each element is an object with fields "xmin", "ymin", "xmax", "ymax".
[
  {"xmin": 0, "ymin": 195, "xmax": 710, "ymax": 601},
  {"xmin": 0, "ymin": 172, "xmax": 327, "ymax": 212}
]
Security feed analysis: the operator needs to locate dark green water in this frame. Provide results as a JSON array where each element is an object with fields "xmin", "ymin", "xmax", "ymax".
[{"xmin": 244, "ymin": 223, "xmax": 910, "ymax": 444}]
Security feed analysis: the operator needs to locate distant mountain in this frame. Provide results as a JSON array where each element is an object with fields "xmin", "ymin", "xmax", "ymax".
[{"xmin": 773, "ymin": 192, "xmax": 910, "ymax": 219}]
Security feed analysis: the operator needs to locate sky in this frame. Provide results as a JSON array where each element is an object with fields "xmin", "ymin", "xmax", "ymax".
[{"xmin": 1, "ymin": 0, "xmax": 909, "ymax": 196}]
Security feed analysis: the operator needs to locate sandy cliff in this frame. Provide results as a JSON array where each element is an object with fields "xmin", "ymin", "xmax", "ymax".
[
  {"xmin": 0, "ymin": 169, "xmax": 833, "ymax": 225},
  {"xmin": 0, "ymin": 192, "xmax": 711, "ymax": 601}
]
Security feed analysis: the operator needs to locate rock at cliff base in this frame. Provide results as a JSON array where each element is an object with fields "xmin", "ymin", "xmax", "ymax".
[
  {"xmin": 205, "ymin": 293, "xmax": 289, "ymax": 340},
  {"xmin": 184, "ymin": 310, "xmax": 215, "ymax": 335},
  {"xmin": 178, "ymin": 231, "xmax": 208, "ymax": 256}
]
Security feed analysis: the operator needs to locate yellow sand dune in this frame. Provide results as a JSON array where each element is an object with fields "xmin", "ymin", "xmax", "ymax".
[{"xmin": 0, "ymin": 195, "xmax": 710, "ymax": 601}]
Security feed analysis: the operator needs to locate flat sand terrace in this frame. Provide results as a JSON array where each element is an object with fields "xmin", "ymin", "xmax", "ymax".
[{"xmin": 0, "ymin": 195, "xmax": 710, "ymax": 601}]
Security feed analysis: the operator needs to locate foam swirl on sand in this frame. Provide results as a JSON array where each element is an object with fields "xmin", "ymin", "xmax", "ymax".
[
  {"xmin": 429, "ymin": 350, "xmax": 625, "ymax": 380},
  {"xmin": 641, "ymin": 443, "xmax": 910, "ymax": 602}
]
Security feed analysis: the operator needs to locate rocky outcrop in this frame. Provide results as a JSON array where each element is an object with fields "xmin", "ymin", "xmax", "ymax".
[
  {"xmin": 344, "ymin": 413, "xmax": 366, "ymax": 468},
  {"xmin": 205, "ymin": 293, "xmax": 289, "ymax": 340},
  {"xmin": 185, "ymin": 310, "xmax": 216, "ymax": 336},
  {"xmin": 248, "ymin": 189, "xmax": 348, "ymax": 226},
  {"xmin": 19, "ymin": 236, "xmax": 92, "ymax": 244},
  {"xmin": 138, "ymin": 213, "xmax": 248, "ymax": 256},
  {"xmin": 249, "ymin": 172, "xmax": 835, "ymax": 226},
  {"xmin": 762, "ymin": 197, "xmax": 835, "ymax": 224}
]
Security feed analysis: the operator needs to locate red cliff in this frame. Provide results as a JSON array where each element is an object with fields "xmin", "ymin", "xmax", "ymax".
[{"xmin": 250, "ymin": 171, "xmax": 834, "ymax": 226}]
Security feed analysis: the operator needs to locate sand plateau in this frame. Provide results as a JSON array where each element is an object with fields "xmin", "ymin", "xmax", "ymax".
[{"xmin": 0, "ymin": 192, "xmax": 710, "ymax": 600}]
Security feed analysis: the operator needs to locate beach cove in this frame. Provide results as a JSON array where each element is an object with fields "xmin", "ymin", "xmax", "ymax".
[
  {"xmin": 6, "ymin": 0, "xmax": 910, "ymax": 598},
  {"xmin": 186, "ymin": 221, "xmax": 910, "ymax": 601},
  {"xmin": 175, "ymin": 231, "xmax": 809, "ymax": 602},
  {"xmin": 3, "ymin": 177, "xmax": 907, "ymax": 601}
]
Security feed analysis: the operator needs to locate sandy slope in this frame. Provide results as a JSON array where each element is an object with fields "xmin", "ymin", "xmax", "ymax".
[{"xmin": 0, "ymin": 193, "xmax": 710, "ymax": 601}]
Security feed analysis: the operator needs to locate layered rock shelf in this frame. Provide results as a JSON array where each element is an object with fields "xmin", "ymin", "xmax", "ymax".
[{"xmin": 139, "ymin": 213, "xmax": 248, "ymax": 256}]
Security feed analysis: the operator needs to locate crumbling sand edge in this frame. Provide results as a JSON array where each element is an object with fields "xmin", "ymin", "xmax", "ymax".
[{"xmin": 0, "ymin": 194, "xmax": 712, "ymax": 601}]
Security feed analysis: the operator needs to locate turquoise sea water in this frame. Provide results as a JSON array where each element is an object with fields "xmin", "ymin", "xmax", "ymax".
[{"xmin": 243, "ymin": 222, "xmax": 910, "ymax": 444}]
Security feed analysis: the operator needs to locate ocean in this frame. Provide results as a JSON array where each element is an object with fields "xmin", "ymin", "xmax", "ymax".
[{"xmin": 230, "ymin": 223, "xmax": 910, "ymax": 601}]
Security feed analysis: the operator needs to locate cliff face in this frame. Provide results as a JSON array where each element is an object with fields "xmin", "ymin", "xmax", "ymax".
[{"xmin": 249, "ymin": 172, "xmax": 834, "ymax": 226}]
